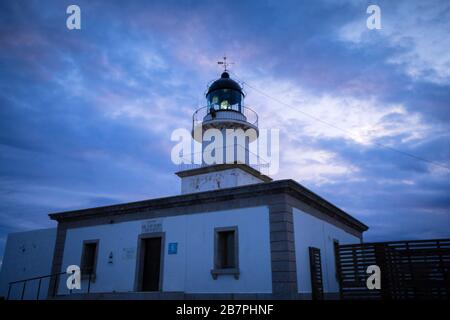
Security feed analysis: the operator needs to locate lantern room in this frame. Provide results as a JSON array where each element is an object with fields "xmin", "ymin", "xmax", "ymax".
[{"xmin": 206, "ymin": 71, "xmax": 244, "ymax": 112}]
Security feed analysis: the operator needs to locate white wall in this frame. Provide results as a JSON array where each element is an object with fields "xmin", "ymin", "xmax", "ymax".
[
  {"xmin": 293, "ymin": 208, "xmax": 360, "ymax": 294},
  {"xmin": 181, "ymin": 168, "xmax": 264, "ymax": 194},
  {"xmin": 0, "ymin": 228, "xmax": 56, "ymax": 300},
  {"xmin": 59, "ymin": 206, "xmax": 272, "ymax": 294}
]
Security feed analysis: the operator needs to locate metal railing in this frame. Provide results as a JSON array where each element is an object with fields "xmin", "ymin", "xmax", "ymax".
[
  {"xmin": 178, "ymin": 161, "xmax": 271, "ymax": 176},
  {"xmin": 6, "ymin": 270, "xmax": 94, "ymax": 300},
  {"xmin": 177, "ymin": 144, "xmax": 271, "ymax": 176},
  {"xmin": 192, "ymin": 105, "xmax": 258, "ymax": 130}
]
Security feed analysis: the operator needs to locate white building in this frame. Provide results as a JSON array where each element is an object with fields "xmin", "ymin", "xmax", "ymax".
[{"xmin": 0, "ymin": 71, "xmax": 368, "ymax": 300}]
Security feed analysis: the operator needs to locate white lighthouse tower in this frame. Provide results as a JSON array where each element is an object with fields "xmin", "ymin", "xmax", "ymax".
[{"xmin": 176, "ymin": 64, "xmax": 272, "ymax": 194}]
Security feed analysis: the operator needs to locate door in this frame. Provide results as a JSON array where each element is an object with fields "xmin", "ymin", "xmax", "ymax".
[
  {"xmin": 141, "ymin": 237, "xmax": 162, "ymax": 291},
  {"xmin": 309, "ymin": 246, "xmax": 324, "ymax": 300}
]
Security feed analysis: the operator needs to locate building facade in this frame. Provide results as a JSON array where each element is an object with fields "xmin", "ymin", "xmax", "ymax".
[
  {"xmin": 0, "ymin": 71, "xmax": 368, "ymax": 300},
  {"xmin": 45, "ymin": 180, "xmax": 366, "ymax": 299}
]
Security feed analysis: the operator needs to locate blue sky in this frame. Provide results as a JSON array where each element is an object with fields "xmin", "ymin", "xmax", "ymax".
[{"xmin": 1, "ymin": 0, "xmax": 450, "ymax": 261}]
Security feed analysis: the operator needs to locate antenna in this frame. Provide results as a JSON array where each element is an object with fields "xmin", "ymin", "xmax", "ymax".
[{"xmin": 217, "ymin": 56, "xmax": 234, "ymax": 72}]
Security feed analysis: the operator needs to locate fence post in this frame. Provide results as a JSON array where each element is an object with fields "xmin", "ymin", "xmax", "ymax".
[
  {"xmin": 36, "ymin": 278, "xmax": 42, "ymax": 300},
  {"xmin": 334, "ymin": 241, "xmax": 344, "ymax": 300},
  {"xmin": 7, "ymin": 283, "xmax": 12, "ymax": 300},
  {"xmin": 374, "ymin": 243, "xmax": 390, "ymax": 299},
  {"xmin": 52, "ymin": 274, "xmax": 58, "ymax": 297},
  {"xmin": 21, "ymin": 281, "xmax": 26, "ymax": 300},
  {"xmin": 88, "ymin": 272, "xmax": 92, "ymax": 293}
]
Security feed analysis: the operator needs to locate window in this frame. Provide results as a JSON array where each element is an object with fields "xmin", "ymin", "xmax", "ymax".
[
  {"xmin": 218, "ymin": 230, "xmax": 235, "ymax": 268},
  {"xmin": 206, "ymin": 89, "xmax": 243, "ymax": 111},
  {"xmin": 211, "ymin": 227, "xmax": 239, "ymax": 279},
  {"xmin": 81, "ymin": 240, "xmax": 98, "ymax": 277}
]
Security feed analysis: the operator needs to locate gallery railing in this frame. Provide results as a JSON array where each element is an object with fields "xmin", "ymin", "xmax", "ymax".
[
  {"xmin": 176, "ymin": 144, "xmax": 271, "ymax": 177},
  {"xmin": 192, "ymin": 105, "xmax": 258, "ymax": 130}
]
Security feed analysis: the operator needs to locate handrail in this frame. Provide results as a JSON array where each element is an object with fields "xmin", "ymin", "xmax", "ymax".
[
  {"xmin": 7, "ymin": 271, "xmax": 66, "ymax": 300},
  {"xmin": 177, "ymin": 144, "xmax": 271, "ymax": 176},
  {"xmin": 6, "ymin": 270, "xmax": 94, "ymax": 300},
  {"xmin": 192, "ymin": 105, "xmax": 258, "ymax": 130},
  {"xmin": 8, "ymin": 272, "xmax": 66, "ymax": 285}
]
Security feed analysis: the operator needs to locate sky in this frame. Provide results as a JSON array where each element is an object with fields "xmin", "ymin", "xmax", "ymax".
[{"xmin": 1, "ymin": 0, "xmax": 450, "ymax": 262}]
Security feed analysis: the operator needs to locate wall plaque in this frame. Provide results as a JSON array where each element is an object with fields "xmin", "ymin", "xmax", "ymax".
[{"xmin": 141, "ymin": 219, "xmax": 163, "ymax": 234}]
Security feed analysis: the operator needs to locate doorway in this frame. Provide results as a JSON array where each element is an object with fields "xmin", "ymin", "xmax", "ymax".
[{"xmin": 136, "ymin": 234, "xmax": 164, "ymax": 292}]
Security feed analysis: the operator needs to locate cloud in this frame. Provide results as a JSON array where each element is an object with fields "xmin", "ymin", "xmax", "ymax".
[
  {"xmin": 338, "ymin": 0, "xmax": 450, "ymax": 85},
  {"xmin": 238, "ymin": 73, "xmax": 437, "ymax": 186},
  {"xmin": 280, "ymin": 147, "xmax": 359, "ymax": 185},
  {"xmin": 0, "ymin": 0, "xmax": 449, "ymax": 262},
  {"xmin": 239, "ymin": 73, "xmax": 433, "ymax": 146}
]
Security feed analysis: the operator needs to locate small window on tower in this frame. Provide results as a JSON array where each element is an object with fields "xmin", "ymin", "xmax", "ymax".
[{"xmin": 211, "ymin": 227, "xmax": 239, "ymax": 279}]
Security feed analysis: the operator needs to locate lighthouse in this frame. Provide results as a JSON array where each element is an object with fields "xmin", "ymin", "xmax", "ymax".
[
  {"xmin": 0, "ymin": 64, "xmax": 368, "ymax": 301},
  {"xmin": 176, "ymin": 67, "xmax": 272, "ymax": 194}
]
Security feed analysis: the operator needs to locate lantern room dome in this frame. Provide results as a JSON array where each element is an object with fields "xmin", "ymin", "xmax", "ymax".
[
  {"xmin": 206, "ymin": 72, "xmax": 244, "ymax": 110},
  {"xmin": 206, "ymin": 72, "xmax": 243, "ymax": 96}
]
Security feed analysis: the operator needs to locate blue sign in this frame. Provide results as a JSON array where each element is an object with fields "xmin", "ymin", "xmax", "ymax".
[{"xmin": 168, "ymin": 242, "xmax": 178, "ymax": 254}]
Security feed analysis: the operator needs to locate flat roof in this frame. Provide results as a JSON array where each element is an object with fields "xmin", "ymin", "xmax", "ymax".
[{"xmin": 49, "ymin": 179, "xmax": 368, "ymax": 233}]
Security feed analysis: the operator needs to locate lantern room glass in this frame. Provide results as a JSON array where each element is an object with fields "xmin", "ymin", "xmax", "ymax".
[{"xmin": 206, "ymin": 89, "xmax": 243, "ymax": 112}]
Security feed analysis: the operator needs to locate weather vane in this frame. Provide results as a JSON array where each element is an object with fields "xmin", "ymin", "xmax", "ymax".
[{"xmin": 217, "ymin": 56, "xmax": 234, "ymax": 72}]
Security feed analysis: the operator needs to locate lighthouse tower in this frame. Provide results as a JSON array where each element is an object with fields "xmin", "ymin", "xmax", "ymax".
[{"xmin": 176, "ymin": 67, "xmax": 272, "ymax": 194}]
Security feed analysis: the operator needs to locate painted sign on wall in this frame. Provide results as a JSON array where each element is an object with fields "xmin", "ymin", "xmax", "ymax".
[
  {"xmin": 142, "ymin": 219, "xmax": 162, "ymax": 234},
  {"xmin": 121, "ymin": 247, "xmax": 136, "ymax": 260},
  {"xmin": 168, "ymin": 242, "xmax": 178, "ymax": 254}
]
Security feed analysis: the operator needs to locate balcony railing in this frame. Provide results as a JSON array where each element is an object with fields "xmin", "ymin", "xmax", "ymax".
[
  {"xmin": 176, "ymin": 144, "xmax": 271, "ymax": 176},
  {"xmin": 178, "ymin": 161, "xmax": 270, "ymax": 177},
  {"xmin": 192, "ymin": 105, "xmax": 258, "ymax": 131}
]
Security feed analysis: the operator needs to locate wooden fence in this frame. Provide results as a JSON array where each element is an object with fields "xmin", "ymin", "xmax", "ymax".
[{"xmin": 336, "ymin": 238, "xmax": 450, "ymax": 300}]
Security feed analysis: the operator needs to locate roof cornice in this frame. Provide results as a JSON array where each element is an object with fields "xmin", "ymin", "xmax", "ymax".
[{"xmin": 48, "ymin": 179, "xmax": 368, "ymax": 232}]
